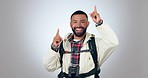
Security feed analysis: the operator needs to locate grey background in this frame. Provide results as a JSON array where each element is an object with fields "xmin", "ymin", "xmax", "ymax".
[{"xmin": 0, "ymin": 0, "xmax": 148, "ymax": 78}]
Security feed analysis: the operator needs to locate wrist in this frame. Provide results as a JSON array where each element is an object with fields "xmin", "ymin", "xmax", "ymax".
[
  {"xmin": 51, "ymin": 43, "xmax": 59, "ymax": 52},
  {"xmin": 95, "ymin": 19, "xmax": 103, "ymax": 27}
]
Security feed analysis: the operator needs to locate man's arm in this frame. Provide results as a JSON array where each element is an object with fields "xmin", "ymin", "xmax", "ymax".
[
  {"xmin": 43, "ymin": 48, "xmax": 61, "ymax": 72},
  {"xmin": 90, "ymin": 6, "xmax": 119, "ymax": 66},
  {"xmin": 43, "ymin": 29, "xmax": 62, "ymax": 72},
  {"xmin": 96, "ymin": 23, "xmax": 119, "ymax": 66}
]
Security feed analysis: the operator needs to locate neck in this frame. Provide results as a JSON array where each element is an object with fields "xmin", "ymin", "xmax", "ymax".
[{"xmin": 74, "ymin": 33, "xmax": 86, "ymax": 40}]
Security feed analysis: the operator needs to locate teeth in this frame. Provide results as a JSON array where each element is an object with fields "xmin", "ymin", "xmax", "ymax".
[
  {"xmin": 76, "ymin": 29, "xmax": 81, "ymax": 31},
  {"xmin": 76, "ymin": 28, "xmax": 82, "ymax": 31}
]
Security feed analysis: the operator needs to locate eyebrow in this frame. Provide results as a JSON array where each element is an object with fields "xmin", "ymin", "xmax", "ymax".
[{"xmin": 71, "ymin": 20, "xmax": 87, "ymax": 22}]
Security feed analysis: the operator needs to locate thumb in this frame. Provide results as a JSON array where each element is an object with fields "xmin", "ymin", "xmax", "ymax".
[
  {"xmin": 89, "ymin": 13, "xmax": 93, "ymax": 19},
  {"xmin": 89, "ymin": 13, "xmax": 92, "ymax": 17}
]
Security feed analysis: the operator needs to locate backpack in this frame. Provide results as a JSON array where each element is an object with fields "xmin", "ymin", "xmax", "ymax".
[{"xmin": 58, "ymin": 36, "xmax": 100, "ymax": 78}]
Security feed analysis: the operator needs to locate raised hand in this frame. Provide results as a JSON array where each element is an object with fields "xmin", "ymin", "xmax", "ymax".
[
  {"xmin": 90, "ymin": 6, "xmax": 102, "ymax": 23},
  {"xmin": 52, "ymin": 29, "xmax": 62, "ymax": 48}
]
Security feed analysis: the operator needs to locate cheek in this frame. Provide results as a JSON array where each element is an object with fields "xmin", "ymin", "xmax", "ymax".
[
  {"xmin": 85, "ymin": 23, "xmax": 89, "ymax": 27},
  {"xmin": 70, "ymin": 23, "xmax": 75, "ymax": 29},
  {"xmin": 82, "ymin": 23, "xmax": 89, "ymax": 28},
  {"xmin": 70, "ymin": 24, "xmax": 74, "ymax": 28}
]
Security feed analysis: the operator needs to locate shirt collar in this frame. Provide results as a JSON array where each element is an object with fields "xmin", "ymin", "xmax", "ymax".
[{"xmin": 67, "ymin": 33, "xmax": 86, "ymax": 43}]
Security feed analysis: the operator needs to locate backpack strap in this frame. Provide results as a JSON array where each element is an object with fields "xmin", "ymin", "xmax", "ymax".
[
  {"xmin": 58, "ymin": 41, "xmax": 65, "ymax": 78},
  {"xmin": 58, "ymin": 35, "xmax": 100, "ymax": 78},
  {"xmin": 59, "ymin": 41, "xmax": 64, "ymax": 67},
  {"xmin": 88, "ymin": 36, "xmax": 100, "ymax": 78},
  {"xmin": 88, "ymin": 37, "xmax": 98, "ymax": 66}
]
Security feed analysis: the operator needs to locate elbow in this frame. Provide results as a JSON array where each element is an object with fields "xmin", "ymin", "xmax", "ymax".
[
  {"xmin": 112, "ymin": 41, "xmax": 119, "ymax": 48},
  {"xmin": 43, "ymin": 57, "xmax": 58, "ymax": 72},
  {"xmin": 114, "ymin": 40, "xmax": 119, "ymax": 46},
  {"xmin": 112, "ymin": 37, "xmax": 119, "ymax": 46},
  {"xmin": 109, "ymin": 39, "xmax": 119, "ymax": 49},
  {"xmin": 43, "ymin": 63, "xmax": 56, "ymax": 72}
]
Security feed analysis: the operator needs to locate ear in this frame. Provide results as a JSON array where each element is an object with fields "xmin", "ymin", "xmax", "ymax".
[
  {"xmin": 87, "ymin": 21, "xmax": 90, "ymax": 27},
  {"xmin": 70, "ymin": 21, "xmax": 72, "ymax": 28}
]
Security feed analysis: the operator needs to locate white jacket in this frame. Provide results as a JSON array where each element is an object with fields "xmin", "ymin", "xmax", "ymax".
[{"xmin": 43, "ymin": 23, "xmax": 119, "ymax": 78}]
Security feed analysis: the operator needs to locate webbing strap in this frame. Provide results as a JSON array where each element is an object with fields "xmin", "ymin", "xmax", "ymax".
[
  {"xmin": 60, "ymin": 49, "xmax": 91, "ymax": 54},
  {"xmin": 58, "ymin": 36, "xmax": 100, "ymax": 78},
  {"xmin": 59, "ymin": 41, "xmax": 64, "ymax": 67},
  {"xmin": 88, "ymin": 37, "xmax": 98, "ymax": 66},
  {"xmin": 88, "ymin": 37, "xmax": 99, "ymax": 78},
  {"xmin": 58, "ymin": 68, "xmax": 100, "ymax": 78}
]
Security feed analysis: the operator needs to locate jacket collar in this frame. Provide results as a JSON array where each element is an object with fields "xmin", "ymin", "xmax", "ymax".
[{"xmin": 64, "ymin": 32, "xmax": 94, "ymax": 45}]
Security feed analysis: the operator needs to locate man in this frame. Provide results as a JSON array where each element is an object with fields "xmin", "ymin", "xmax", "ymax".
[{"xmin": 43, "ymin": 6, "xmax": 119, "ymax": 78}]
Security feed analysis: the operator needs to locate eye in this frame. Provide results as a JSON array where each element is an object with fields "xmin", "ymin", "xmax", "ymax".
[
  {"xmin": 81, "ymin": 21, "xmax": 85, "ymax": 23},
  {"xmin": 72, "ymin": 20, "xmax": 77, "ymax": 23},
  {"xmin": 80, "ymin": 20, "xmax": 86, "ymax": 23},
  {"xmin": 73, "ymin": 21, "xmax": 77, "ymax": 23}
]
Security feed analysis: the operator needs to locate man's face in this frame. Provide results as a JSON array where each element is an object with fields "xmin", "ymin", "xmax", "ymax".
[{"xmin": 70, "ymin": 14, "xmax": 89, "ymax": 37}]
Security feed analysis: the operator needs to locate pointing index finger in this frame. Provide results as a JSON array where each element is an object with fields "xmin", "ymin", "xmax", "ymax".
[
  {"xmin": 94, "ymin": 6, "xmax": 97, "ymax": 12},
  {"xmin": 56, "ymin": 29, "xmax": 59, "ymax": 36}
]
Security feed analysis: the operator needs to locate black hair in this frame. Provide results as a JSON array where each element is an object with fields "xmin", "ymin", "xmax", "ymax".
[{"xmin": 70, "ymin": 10, "xmax": 88, "ymax": 20}]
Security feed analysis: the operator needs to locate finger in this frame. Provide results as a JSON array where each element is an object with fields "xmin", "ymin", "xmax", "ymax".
[
  {"xmin": 54, "ymin": 38, "xmax": 60, "ymax": 43},
  {"xmin": 56, "ymin": 29, "xmax": 59, "ymax": 36},
  {"xmin": 54, "ymin": 36, "xmax": 62, "ymax": 42},
  {"xmin": 89, "ymin": 13, "xmax": 92, "ymax": 17},
  {"xmin": 94, "ymin": 5, "xmax": 97, "ymax": 12},
  {"xmin": 56, "ymin": 40, "xmax": 59, "ymax": 43},
  {"xmin": 59, "ymin": 35, "xmax": 62, "ymax": 39},
  {"xmin": 56, "ymin": 38, "xmax": 62, "ymax": 44}
]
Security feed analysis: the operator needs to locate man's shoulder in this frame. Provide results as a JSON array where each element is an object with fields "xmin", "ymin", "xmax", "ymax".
[
  {"xmin": 63, "ymin": 33, "xmax": 73, "ymax": 42},
  {"xmin": 85, "ymin": 32, "xmax": 101, "ymax": 41},
  {"xmin": 86, "ymin": 32, "xmax": 95, "ymax": 38}
]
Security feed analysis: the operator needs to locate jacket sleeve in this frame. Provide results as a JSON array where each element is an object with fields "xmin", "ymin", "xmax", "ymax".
[
  {"xmin": 43, "ymin": 46, "xmax": 61, "ymax": 72},
  {"xmin": 96, "ymin": 23, "xmax": 119, "ymax": 66}
]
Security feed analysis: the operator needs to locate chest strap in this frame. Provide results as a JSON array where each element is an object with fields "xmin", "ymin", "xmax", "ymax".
[
  {"xmin": 58, "ymin": 67, "xmax": 100, "ymax": 78},
  {"xmin": 58, "ymin": 36, "xmax": 100, "ymax": 78}
]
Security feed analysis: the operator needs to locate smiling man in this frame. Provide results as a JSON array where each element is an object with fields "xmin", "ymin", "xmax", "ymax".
[
  {"xmin": 70, "ymin": 11, "xmax": 89, "ymax": 39},
  {"xmin": 43, "ymin": 6, "xmax": 119, "ymax": 78}
]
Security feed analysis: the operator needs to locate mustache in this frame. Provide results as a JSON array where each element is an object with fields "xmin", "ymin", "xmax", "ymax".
[{"xmin": 74, "ymin": 26, "xmax": 84, "ymax": 29}]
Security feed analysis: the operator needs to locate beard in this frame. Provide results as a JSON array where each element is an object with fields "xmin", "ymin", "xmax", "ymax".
[{"xmin": 72, "ymin": 26, "xmax": 87, "ymax": 37}]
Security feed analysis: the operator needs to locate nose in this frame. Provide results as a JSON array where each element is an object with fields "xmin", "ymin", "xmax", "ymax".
[{"xmin": 76, "ymin": 22, "xmax": 81, "ymax": 27}]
